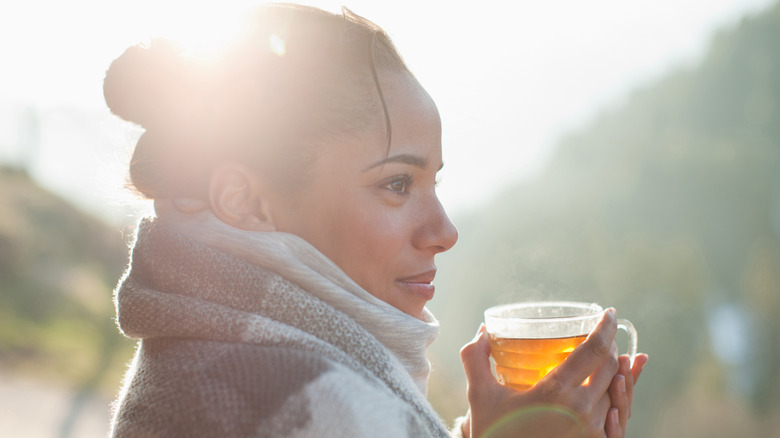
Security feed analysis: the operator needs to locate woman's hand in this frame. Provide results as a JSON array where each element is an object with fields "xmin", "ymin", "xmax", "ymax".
[
  {"xmin": 459, "ymin": 309, "xmax": 648, "ymax": 438},
  {"xmin": 605, "ymin": 351, "xmax": 649, "ymax": 437}
]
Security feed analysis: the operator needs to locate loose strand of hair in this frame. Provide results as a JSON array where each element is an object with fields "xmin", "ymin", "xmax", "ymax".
[{"xmin": 369, "ymin": 31, "xmax": 392, "ymax": 156}]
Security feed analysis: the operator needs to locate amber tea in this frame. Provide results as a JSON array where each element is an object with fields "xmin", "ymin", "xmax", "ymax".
[
  {"xmin": 484, "ymin": 302, "xmax": 637, "ymax": 391},
  {"xmin": 488, "ymin": 333, "xmax": 587, "ymax": 390}
]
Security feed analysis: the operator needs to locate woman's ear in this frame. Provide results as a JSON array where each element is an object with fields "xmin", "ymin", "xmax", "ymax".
[{"xmin": 208, "ymin": 163, "xmax": 276, "ymax": 231}]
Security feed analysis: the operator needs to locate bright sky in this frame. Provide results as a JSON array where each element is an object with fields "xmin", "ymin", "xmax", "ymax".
[{"xmin": 0, "ymin": 0, "xmax": 775, "ymax": 222}]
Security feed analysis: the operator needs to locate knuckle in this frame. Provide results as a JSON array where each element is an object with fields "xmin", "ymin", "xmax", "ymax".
[
  {"xmin": 459, "ymin": 342, "xmax": 475, "ymax": 360},
  {"xmin": 463, "ymin": 376, "xmax": 486, "ymax": 403},
  {"xmin": 465, "ymin": 382, "xmax": 480, "ymax": 402},
  {"xmin": 606, "ymin": 353, "xmax": 619, "ymax": 374},
  {"xmin": 540, "ymin": 374, "xmax": 566, "ymax": 399},
  {"xmin": 589, "ymin": 335, "xmax": 612, "ymax": 359}
]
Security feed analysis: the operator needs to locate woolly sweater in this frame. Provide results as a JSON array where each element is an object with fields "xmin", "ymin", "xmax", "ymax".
[{"xmin": 109, "ymin": 210, "xmax": 456, "ymax": 437}]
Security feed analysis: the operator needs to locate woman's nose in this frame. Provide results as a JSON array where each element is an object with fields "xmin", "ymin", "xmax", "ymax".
[{"xmin": 415, "ymin": 195, "xmax": 458, "ymax": 254}]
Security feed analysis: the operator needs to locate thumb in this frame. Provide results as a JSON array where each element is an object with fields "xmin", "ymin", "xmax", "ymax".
[{"xmin": 460, "ymin": 324, "xmax": 500, "ymax": 396}]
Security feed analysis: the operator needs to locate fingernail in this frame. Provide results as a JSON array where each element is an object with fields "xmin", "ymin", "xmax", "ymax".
[
  {"xmin": 618, "ymin": 374, "xmax": 626, "ymax": 393},
  {"xmin": 606, "ymin": 308, "xmax": 616, "ymax": 318}
]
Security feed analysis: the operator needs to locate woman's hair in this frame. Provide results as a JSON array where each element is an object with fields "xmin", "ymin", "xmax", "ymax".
[{"xmin": 104, "ymin": 4, "xmax": 409, "ymax": 200}]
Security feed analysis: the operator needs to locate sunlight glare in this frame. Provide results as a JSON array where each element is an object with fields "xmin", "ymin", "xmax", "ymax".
[
  {"xmin": 150, "ymin": 2, "xmax": 252, "ymax": 60},
  {"xmin": 269, "ymin": 34, "xmax": 287, "ymax": 57}
]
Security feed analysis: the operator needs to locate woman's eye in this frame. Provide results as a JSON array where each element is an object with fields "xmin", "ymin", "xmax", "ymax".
[{"xmin": 384, "ymin": 175, "xmax": 412, "ymax": 194}]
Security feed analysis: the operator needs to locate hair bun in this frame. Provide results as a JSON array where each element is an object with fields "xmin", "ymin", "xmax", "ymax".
[{"xmin": 103, "ymin": 39, "xmax": 189, "ymax": 128}]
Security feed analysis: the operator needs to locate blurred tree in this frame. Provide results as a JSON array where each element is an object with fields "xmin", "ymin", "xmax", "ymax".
[{"xmin": 0, "ymin": 166, "xmax": 134, "ymax": 436}]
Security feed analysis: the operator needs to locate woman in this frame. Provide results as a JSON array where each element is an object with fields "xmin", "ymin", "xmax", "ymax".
[{"xmin": 105, "ymin": 4, "xmax": 647, "ymax": 437}]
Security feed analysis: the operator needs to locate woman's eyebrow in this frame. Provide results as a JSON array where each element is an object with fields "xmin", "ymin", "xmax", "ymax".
[{"xmin": 363, "ymin": 153, "xmax": 443, "ymax": 171}]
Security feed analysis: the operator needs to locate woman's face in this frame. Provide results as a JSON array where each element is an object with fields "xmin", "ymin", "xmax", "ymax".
[{"xmin": 271, "ymin": 72, "xmax": 458, "ymax": 319}]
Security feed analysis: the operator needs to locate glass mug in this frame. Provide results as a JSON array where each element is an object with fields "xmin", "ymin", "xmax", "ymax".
[{"xmin": 484, "ymin": 301, "xmax": 637, "ymax": 391}]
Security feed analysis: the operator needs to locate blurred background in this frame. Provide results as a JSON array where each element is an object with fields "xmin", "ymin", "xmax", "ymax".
[{"xmin": 1, "ymin": 0, "xmax": 779, "ymax": 437}]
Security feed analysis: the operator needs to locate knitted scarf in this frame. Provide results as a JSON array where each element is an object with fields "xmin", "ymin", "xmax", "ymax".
[{"xmin": 110, "ymin": 204, "xmax": 452, "ymax": 437}]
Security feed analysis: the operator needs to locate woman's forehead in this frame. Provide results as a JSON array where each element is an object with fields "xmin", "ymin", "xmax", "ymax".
[{"xmin": 382, "ymin": 71, "xmax": 438, "ymax": 116}]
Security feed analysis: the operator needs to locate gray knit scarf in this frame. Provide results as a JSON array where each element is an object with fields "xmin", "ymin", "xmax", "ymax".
[{"xmin": 110, "ymin": 202, "xmax": 451, "ymax": 437}]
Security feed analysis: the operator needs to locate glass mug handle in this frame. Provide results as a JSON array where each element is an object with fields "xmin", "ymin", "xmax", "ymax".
[{"xmin": 617, "ymin": 318, "xmax": 638, "ymax": 367}]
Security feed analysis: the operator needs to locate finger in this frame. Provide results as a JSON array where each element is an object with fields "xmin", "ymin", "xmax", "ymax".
[
  {"xmin": 585, "ymin": 340, "xmax": 620, "ymax": 396},
  {"xmin": 460, "ymin": 324, "xmax": 500, "ymax": 399},
  {"xmin": 630, "ymin": 353, "xmax": 649, "ymax": 384},
  {"xmin": 550, "ymin": 308, "xmax": 618, "ymax": 388},
  {"xmin": 604, "ymin": 407, "xmax": 623, "ymax": 438},
  {"xmin": 609, "ymin": 373, "xmax": 628, "ymax": 431},
  {"xmin": 616, "ymin": 356, "xmax": 633, "ymax": 418},
  {"xmin": 591, "ymin": 391, "xmax": 613, "ymax": 437}
]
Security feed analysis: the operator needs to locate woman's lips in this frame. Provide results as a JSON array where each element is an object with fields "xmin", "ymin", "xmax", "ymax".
[{"xmin": 398, "ymin": 270, "xmax": 436, "ymax": 301}]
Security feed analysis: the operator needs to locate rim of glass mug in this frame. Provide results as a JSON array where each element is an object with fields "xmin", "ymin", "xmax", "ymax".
[{"xmin": 484, "ymin": 301, "xmax": 637, "ymax": 365}]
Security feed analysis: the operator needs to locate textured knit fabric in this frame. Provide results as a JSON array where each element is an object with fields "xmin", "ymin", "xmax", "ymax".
[{"xmin": 110, "ymin": 204, "xmax": 452, "ymax": 437}]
